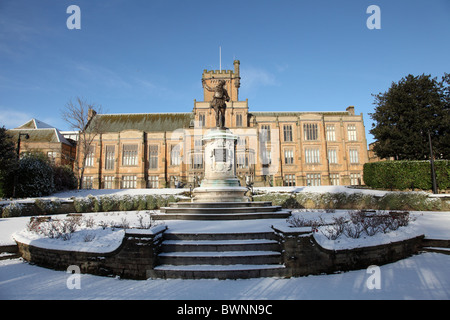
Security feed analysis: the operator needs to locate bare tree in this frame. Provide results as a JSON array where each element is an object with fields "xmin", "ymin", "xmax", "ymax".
[{"xmin": 61, "ymin": 97, "xmax": 103, "ymax": 189}]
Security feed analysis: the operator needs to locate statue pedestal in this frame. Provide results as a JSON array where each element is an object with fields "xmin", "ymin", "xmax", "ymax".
[{"xmin": 193, "ymin": 128, "xmax": 248, "ymax": 202}]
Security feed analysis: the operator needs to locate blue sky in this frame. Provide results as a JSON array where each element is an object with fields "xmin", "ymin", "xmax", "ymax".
[{"xmin": 1, "ymin": 0, "xmax": 449, "ymax": 145}]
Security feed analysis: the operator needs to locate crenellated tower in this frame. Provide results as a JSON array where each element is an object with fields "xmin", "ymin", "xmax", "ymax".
[{"xmin": 202, "ymin": 60, "xmax": 240, "ymax": 102}]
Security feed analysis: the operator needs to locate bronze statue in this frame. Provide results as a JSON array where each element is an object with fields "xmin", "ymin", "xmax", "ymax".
[{"xmin": 202, "ymin": 79, "xmax": 230, "ymax": 128}]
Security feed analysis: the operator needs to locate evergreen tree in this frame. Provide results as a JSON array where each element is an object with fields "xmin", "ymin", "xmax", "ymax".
[
  {"xmin": 0, "ymin": 126, "xmax": 17, "ymax": 196},
  {"xmin": 370, "ymin": 74, "xmax": 450, "ymax": 160}
]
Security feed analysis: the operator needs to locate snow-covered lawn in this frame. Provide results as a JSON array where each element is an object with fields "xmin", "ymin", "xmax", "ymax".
[
  {"xmin": 1, "ymin": 186, "xmax": 449, "ymax": 300},
  {"xmin": 1, "ymin": 252, "xmax": 449, "ymax": 300}
]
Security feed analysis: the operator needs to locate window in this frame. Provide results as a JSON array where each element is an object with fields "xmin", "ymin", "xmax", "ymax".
[
  {"xmin": 148, "ymin": 176, "xmax": 158, "ymax": 189},
  {"xmin": 191, "ymin": 153, "xmax": 203, "ymax": 169},
  {"xmin": 349, "ymin": 149, "xmax": 359, "ymax": 164},
  {"xmin": 122, "ymin": 175, "xmax": 137, "ymax": 189},
  {"xmin": 283, "ymin": 125, "xmax": 293, "ymax": 142},
  {"xmin": 82, "ymin": 176, "xmax": 93, "ymax": 189},
  {"xmin": 304, "ymin": 123, "xmax": 318, "ymax": 141},
  {"xmin": 47, "ymin": 151, "xmax": 57, "ymax": 164},
  {"xmin": 149, "ymin": 145, "xmax": 158, "ymax": 169},
  {"xmin": 260, "ymin": 125, "xmax": 271, "ymax": 142},
  {"xmin": 284, "ymin": 149, "xmax": 294, "ymax": 165},
  {"xmin": 305, "ymin": 148, "xmax": 320, "ymax": 164},
  {"xmin": 350, "ymin": 173, "xmax": 361, "ymax": 186},
  {"xmin": 306, "ymin": 173, "xmax": 321, "ymax": 186},
  {"xmin": 85, "ymin": 146, "xmax": 95, "ymax": 167},
  {"xmin": 199, "ymin": 113, "xmax": 206, "ymax": 127},
  {"xmin": 103, "ymin": 176, "xmax": 115, "ymax": 189},
  {"xmin": 330, "ymin": 174, "xmax": 340, "ymax": 186},
  {"xmin": 327, "ymin": 149, "xmax": 337, "ymax": 164},
  {"xmin": 284, "ymin": 174, "xmax": 296, "ymax": 186},
  {"xmin": 236, "ymin": 114, "xmax": 243, "ymax": 127},
  {"xmin": 122, "ymin": 144, "xmax": 138, "ymax": 166},
  {"xmin": 105, "ymin": 145, "xmax": 115, "ymax": 170},
  {"xmin": 261, "ymin": 149, "xmax": 272, "ymax": 166},
  {"xmin": 194, "ymin": 139, "xmax": 203, "ymax": 147},
  {"xmin": 347, "ymin": 124, "xmax": 357, "ymax": 141},
  {"xmin": 237, "ymin": 154, "xmax": 248, "ymax": 169},
  {"xmin": 170, "ymin": 145, "xmax": 181, "ymax": 166},
  {"xmin": 326, "ymin": 125, "xmax": 336, "ymax": 141}
]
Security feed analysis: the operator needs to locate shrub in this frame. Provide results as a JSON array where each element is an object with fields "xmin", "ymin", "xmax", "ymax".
[
  {"xmin": 100, "ymin": 196, "xmax": 117, "ymax": 212},
  {"xmin": 119, "ymin": 195, "xmax": 135, "ymax": 211},
  {"xmin": 364, "ymin": 160, "xmax": 450, "ymax": 191},
  {"xmin": 52, "ymin": 165, "xmax": 77, "ymax": 192},
  {"xmin": 145, "ymin": 195, "xmax": 157, "ymax": 210},
  {"xmin": 6, "ymin": 153, "xmax": 55, "ymax": 197},
  {"xmin": 2, "ymin": 202, "xmax": 23, "ymax": 217},
  {"xmin": 73, "ymin": 196, "xmax": 94, "ymax": 213},
  {"xmin": 34, "ymin": 199, "xmax": 61, "ymax": 215}
]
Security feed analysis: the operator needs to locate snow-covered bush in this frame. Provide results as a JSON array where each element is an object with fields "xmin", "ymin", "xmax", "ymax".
[
  {"xmin": 12, "ymin": 153, "xmax": 55, "ymax": 197},
  {"xmin": 26, "ymin": 215, "xmax": 82, "ymax": 240},
  {"xmin": 73, "ymin": 196, "xmax": 94, "ymax": 213},
  {"xmin": 34, "ymin": 199, "xmax": 61, "ymax": 215},
  {"xmin": 289, "ymin": 210, "xmax": 413, "ymax": 240},
  {"xmin": 2, "ymin": 202, "xmax": 23, "ymax": 217}
]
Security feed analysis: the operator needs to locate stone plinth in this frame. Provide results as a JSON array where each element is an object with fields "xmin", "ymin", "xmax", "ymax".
[{"xmin": 193, "ymin": 128, "xmax": 248, "ymax": 202}]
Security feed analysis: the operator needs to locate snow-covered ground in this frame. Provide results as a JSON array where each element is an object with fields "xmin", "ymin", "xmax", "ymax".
[
  {"xmin": 1, "ymin": 186, "xmax": 449, "ymax": 300},
  {"xmin": 1, "ymin": 252, "xmax": 449, "ymax": 300}
]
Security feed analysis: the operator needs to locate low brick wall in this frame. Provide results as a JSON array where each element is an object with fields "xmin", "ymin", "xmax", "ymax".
[
  {"xmin": 16, "ymin": 226, "xmax": 166, "ymax": 280},
  {"xmin": 273, "ymin": 227, "xmax": 424, "ymax": 277}
]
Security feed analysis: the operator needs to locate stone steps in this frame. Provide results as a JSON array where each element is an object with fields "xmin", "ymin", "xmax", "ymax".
[
  {"xmin": 168, "ymin": 201, "xmax": 273, "ymax": 208},
  {"xmin": 0, "ymin": 245, "xmax": 20, "ymax": 261},
  {"xmin": 157, "ymin": 201, "xmax": 291, "ymax": 221},
  {"xmin": 150, "ymin": 231, "xmax": 286, "ymax": 279},
  {"xmin": 153, "ymin": 211, "xmax": 291, "ymax": 220},
  {"xmin": 421, "ymin": 239, "xmax": 450, "ymax": 255}
]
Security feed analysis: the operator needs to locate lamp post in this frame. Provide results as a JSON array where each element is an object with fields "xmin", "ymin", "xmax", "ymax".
[
  {"xmin": 12, "ymin": 132, "xmax": 30, "ymax": 198},
  {"xmin": 428, "ymin": 131, "xmax": 438, "ymax": 194}
]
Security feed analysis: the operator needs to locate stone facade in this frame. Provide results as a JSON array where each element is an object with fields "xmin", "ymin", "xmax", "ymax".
[{"xmin": 80, "ymin": 60, "xmax": 369, "ymax": 190}]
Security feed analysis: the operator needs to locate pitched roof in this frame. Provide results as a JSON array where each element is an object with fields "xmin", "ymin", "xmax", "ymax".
[
  {"xmin": 8, "ymin": 128, "xmax": 73, "ymax": 146},
  {"xmin": 16, "ymin": 119, "xmax": 55, "ymax": 129},
  {"xmin": 88, "ymin": 112, "xmax": 194, "ymax": 133}
]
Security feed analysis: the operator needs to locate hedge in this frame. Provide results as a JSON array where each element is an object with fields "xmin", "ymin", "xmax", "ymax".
[{"xmin": 363, "ymin": 160, "xmax": 450, "ymax": 191}]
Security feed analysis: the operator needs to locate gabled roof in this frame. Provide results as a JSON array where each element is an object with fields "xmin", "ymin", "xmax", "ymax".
[
  {"xmin": 87, "ymin": 112, "xmax": 194, "ymax": 133},
  {"xmin": 16, "ymin": 118, "xmax": 55, "ymax": 130},
  {"xmin": 9, "ymin": 119, "xmax": 74, "ymax": 146},
  {"xmin": 7, "ymin": 128, "xmax": 74, "ymax": 146}
]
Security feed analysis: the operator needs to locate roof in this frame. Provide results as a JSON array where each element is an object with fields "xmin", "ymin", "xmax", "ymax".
[
  {"xmin": 249, "ymin": 111, "xmax": 350, "ymax": 117},
  {"xmin": 8, "ymin": 128, "xmax": 74, "ymax": 146},
  {"xmin": 88, "ymin": 112, "xmax": 194, "ymax": 133},
  {"xmin": 16, "ymin": 119, "xmax": 55, "ymax": 130}
]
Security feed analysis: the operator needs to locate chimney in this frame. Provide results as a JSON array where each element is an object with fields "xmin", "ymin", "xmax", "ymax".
[
  {"xmin": 346, "ymin": 106, "xmax": 355, "ymax": 115},
  {"xmin": 88, "ymin": 107, "xmax": 97, "ymax": 122}
]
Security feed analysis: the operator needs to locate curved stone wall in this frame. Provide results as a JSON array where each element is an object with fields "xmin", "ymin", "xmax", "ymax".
[{"xmin": 16, "ymin": 226, "xmax": 424, "ymax": 280}]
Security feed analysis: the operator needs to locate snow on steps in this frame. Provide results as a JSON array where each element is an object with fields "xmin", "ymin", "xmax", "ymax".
[
  {"xmin": 156, "ymin": 201, "xmax": 292, "ymax": 220},
  {"xmin": 150, "ymin": 231, "xmax": 287, "ymax": 279},
  {"xmin": 421, "ymin": 239, "xmax": 450, "ymax": 255}
]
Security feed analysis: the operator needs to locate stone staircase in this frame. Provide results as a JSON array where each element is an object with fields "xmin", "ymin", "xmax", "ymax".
[
  {"xmin": 150, "ymin": 230, "xmax": 287, "ymax": 279},
  {"xmin": 156, "ymin": 201, "xmax": 291, "ymax": 220},
  {"xmin": 0, "ymin": 245, "xmax": 20, "ymax": 261},
  {"xmin": 421, "ymin": 239, "xmax": 450, "ymax": 255}
]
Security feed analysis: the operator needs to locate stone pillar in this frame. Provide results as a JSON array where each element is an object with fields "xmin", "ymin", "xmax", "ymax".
[{"xmin": 193, "ymin": 128, "xmax": 248, "ymax": 202}]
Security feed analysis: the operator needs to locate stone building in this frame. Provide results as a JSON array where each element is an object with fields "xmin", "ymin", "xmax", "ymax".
[
  {"xmin": 8, "ymin": 119, "xmax": 76, "ymax": 167},
  {"xmin": 80, "ymin": 60, "xmax": 369, "ymax": 189}
]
